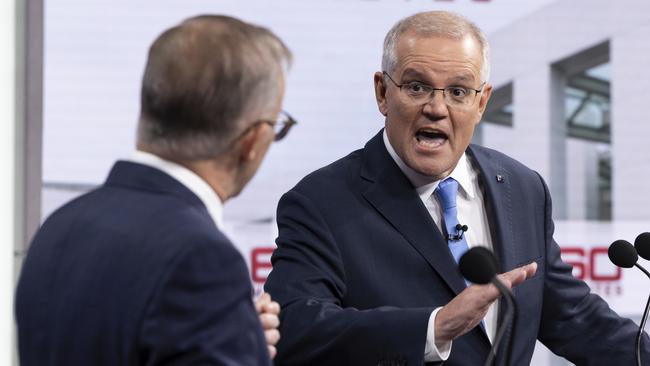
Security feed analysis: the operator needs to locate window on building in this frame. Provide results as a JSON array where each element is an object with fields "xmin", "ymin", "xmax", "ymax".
[
  {"xmin": 554, "ymin": 41, "xmax": 611, "ymax": 220},
  {"xmin": 483, "ymin": 82, "xmax": 513, "ymax": 127},
  {"xmin": 565, "ymin": 62, "xmax": 610, "ymax": 143}
]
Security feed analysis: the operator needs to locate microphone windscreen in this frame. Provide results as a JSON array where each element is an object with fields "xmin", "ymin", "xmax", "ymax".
[
  {"xmin": 459, "ymin": 247, "xmax": 498, "ymax": 284},
  {"xmin": 608, "ymin": 240, "xmax": 638, "ymax": 268},
  {"xmin": 634, "ymin": 232, "xmax": 650, "ymax": 260}
]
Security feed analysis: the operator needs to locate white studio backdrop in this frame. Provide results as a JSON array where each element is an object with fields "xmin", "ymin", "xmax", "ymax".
[
  {"xmin": 42, "ymin": 0, "xmax": 557, "ymax": 222},
  {"xmin": 41, "ymin": 1, "xmax": 650, "ymax": 365}
]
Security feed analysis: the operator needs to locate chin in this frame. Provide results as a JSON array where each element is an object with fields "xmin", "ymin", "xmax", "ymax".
[
  {"xmin": 409, "ymin": 163, "xmax": 448, "ymax": 179},
  {"xmin": 404, "ymin": 153, "xmax": 447, "ymax": 176}
]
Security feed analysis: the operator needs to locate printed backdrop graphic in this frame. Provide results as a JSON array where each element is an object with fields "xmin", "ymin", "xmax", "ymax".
[{"xmin": 224, "ymin": 221, "xmax": 650, "ymax": 317}]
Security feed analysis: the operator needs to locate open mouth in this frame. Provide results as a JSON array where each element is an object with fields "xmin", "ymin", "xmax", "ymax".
[{"xmin": 415, "ymin": 128, "xmax": 448, "ymax": 148}]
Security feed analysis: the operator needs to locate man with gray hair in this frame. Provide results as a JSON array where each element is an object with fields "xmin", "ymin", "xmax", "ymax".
[
  {"xmin": 266, "ymin": 10, "xmax": 647, "ymax": 365},
  {"xmin": 16, "ymin": 15, "xmax": 295, "ymax": 365}
]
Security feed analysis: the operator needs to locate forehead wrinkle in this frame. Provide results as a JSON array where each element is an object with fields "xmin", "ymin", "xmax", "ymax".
[
  {"xmin": 399, "ymin": 63, "xmax": 479, "ymax": 86},
  {"xmin": 395, "ymin": 33, "xmax": 484, "ymax": 82}
]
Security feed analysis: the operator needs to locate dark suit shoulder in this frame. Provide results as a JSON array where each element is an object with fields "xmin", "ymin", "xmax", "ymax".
[
  {"xmin": 469, "ymin": 144, "xmax": 535, "ymax": 173},
  {"xmin": 469, "ymin": 144, "xmax": 546, "ymax": 190},
  {"xmin": 39, "ymin": 183, "xmax": 221, "ymax": 246},
  {"xmin": 290, "ymin": 148, "xmax": 364, "ymax": 196}
]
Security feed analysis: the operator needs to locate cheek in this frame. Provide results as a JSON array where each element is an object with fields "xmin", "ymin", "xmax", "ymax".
[
  {"xmin": 450, "ymin": 114, "xmax": 479, "ymax": 140},
  {"xmin": 471, "ymin": 103, "xmax": 486, "ymax": 124},
  {"xmin": 389, "ymin": 101, "xmax": 420, "ymax": 125},
  {"xmin": 386, "ymin": 98, "xmax": 402, "ymax": 116}
]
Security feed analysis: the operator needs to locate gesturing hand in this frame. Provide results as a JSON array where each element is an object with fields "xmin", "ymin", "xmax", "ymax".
[
  {"xmin": 434, "ymin": 261, "xmax": 537, "ymax": 347},
  {"xmin": 255, "ymin": 292, "xmax": 281, "ymax": 359}
]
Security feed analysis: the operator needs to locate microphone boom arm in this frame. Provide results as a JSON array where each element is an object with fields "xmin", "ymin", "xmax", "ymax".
[
  {"xmin": 634, "ymin": 263, "xmax": 650, "ymax": 366},
  {"xmin": 484, "ymin": 277, "xmax": 517, "ymax": 366}
]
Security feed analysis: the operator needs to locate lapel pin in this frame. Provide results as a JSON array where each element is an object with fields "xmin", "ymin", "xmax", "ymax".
[{"xmin": 496, "ymin": 175, "xmax": 504, "ymax": 183}]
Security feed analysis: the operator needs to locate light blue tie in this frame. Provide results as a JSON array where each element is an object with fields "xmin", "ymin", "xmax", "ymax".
[
  {"xmin": 436, "ymin": 178, "xmax": 487, "ymax": 332},
  {"xmin": 435, "ymin": 178, "xmax": 470, "ymax": 270}
]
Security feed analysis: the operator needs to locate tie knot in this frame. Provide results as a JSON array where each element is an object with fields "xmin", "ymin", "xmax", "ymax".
[{"xmin": 435, "ymin": 178, "xmax": 459, "ymax": 210}]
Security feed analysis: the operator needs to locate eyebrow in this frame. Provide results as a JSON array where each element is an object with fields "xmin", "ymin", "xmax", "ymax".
[
  {"xmin": 447, "ymin": 74, "xmax": 477, "ymax": 84},
  {"xmin": 399, "ymin": 69, "xmax": 430, "ymax": 82}
]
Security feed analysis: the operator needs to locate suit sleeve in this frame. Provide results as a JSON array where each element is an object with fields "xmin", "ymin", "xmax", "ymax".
[
  {"xmin": 265, "ymin": 189, "xmax": 435, "ymax": 366},
  {"xmin": 139, "ymin": 236, "xmax": 270, "ymax": 366},
  {"xmin": 535, "ymin": 172, "xmax": 650, "ymax": 364}
]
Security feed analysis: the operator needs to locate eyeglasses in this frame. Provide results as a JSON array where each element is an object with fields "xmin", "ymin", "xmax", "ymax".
[
  {"xmin": 248, "ymin": 110, "xmax": 297, "ymax": 142},
  {"xmin": 382, "ymin": 71, "xmax": 485, "ymax": 108}
]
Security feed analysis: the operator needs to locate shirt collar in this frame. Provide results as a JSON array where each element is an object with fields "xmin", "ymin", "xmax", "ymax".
[
  {"xmin": 127, "ymin": 150, "xmax": 224, "ymax": 229},
  {"xmin": 382, "ymin": 129, "xmax": 477, "ymax": 201}
]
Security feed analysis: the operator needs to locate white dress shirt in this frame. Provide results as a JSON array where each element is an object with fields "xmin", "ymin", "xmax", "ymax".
[
  {"xmin": 128, "ymin": 150, "xmax": 224, "ymax": 229},
  {"xmin": 382, "ymin": 131, "xmax": 497, "ymax": 362}
]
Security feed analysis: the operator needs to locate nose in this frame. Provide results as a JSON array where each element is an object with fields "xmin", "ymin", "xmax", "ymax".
[{"xmin": 421, "ymin": 90, "xmax": 449, "ymax": 119}]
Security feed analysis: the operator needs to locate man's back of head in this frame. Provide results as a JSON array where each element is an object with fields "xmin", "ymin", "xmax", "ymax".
[{"xmin": 137, "ymin": 15, "xmax": 292, "ymax": 162}]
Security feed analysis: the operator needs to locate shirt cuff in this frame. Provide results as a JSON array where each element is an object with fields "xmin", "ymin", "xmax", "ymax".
[{"xmin": 424, "ymin": 307, "xmax": 452, "ymax": 362}]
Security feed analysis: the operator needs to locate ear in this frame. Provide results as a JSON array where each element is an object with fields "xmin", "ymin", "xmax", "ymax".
[
  {"xmin": 475, "ymin": 83, "xmax": 493, "ymax": 124},
  {"xmin": 238, "ymin": 124, "xmax": 262, "ymax": 162},
  {"xmin": 373, "ymin": 71, "xmax": 388, "ymax": 116}
]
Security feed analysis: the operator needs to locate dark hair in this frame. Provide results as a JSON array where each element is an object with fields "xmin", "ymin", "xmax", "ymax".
[{"xmin": 137, "ymin": 15, "xmax": 292, "ymax": 160}]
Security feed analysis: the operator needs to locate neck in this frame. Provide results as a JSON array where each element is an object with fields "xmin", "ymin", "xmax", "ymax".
[
  {"xmin": 137, "ymin": 145, "xmax": 235, "ymax": 202},
  {"xmin": 179, "ymin": 160, "xmax": 233, "ymax": 202}
]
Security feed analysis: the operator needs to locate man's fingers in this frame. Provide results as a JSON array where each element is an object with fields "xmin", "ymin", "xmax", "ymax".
[
  {"xmin": 255, "ymin": 292, "xmax": 272, "ymax": 313},
  {"xmin": 523, "ymin": 261, "xmax": 538, "ymax": 278},
  {"xmin": 259, "ymin": 313, "xmax": 280, "ymax": 329},
  {"xmin": 265, "ymin": 329, "xmax": 281, "ymax": 346},
  {"xmin": 262, "ymin": 300, "xmax": 281, "ymax": 315},
  {"xmin": 434, "ymin": 285, "xmax": 498, "ymax": 344},
  {"xmin": 499, "ymin": 261, "xmax": 538, "ymax": 289},
  {"xmin": 267, "ymin": 345, "xmax": 277, "ymax": 359},
  {"xmin": 434, "ymin": 261, "xmax": 538, "ymax": 344}
]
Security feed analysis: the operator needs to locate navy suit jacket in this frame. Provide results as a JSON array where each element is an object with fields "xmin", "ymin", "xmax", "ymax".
[
  {"xmin": 16, "ymin": 161, "xmax": 270, "ymax": 366},
  {"xmin": 265, "ymin": 130, "xmax": 647, "ymax": 366}
]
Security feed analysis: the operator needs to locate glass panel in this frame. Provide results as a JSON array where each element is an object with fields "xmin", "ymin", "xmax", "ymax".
[
  {"xmin": 565, "ymin": 62, "xmax": 610, "ymax": 143},
  {"xmin": 483, "ymin": 83, "xmax": 513, "ymax": 126},
  {"xmin": 561, "ymin": 54, "xmax": 611, "ymax": 221},
  {"xmin": 585, "ymin": 63, "xmax": 611, "ymax": 81}
]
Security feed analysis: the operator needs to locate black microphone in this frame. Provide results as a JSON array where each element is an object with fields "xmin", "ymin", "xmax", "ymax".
[
  {"xmin": 608, "ymin": 239, "xmax": 650, "ymax": 366},
  {"xmin": 459, "ymin": 247, "xmax": 517, "ymax": 366},
  {"xmin": 448, "ymin": 223, "xmax": 468, "ymax": 241},
  {"xmin": 608, "ymin": 240, "xmax": 639, "ymax": 268},
  {"xmin": 634, "ymin": 232, "xmax": 650, "ymax": 260}
]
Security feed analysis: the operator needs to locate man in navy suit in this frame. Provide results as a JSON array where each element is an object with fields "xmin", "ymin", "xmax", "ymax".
[
  {"xmin": 16, "ymin": 15, "xmax": 295, "ymax": 365},
  {"xmin": 265, "ymin": 11, "xmax": 648, "ymax": 365}
]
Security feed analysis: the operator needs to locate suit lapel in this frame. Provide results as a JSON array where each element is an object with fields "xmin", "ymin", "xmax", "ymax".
[
  {"xmin": 467, "ymin": 145, "xmax": 519, "ymax": 366},
  {"xmin": 466, "ymin": 146, "xmax": 517, "ymax": 275},
  {"xmin": 360, "ymin": 132, "xmax": 467, "ymax": 296}
]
